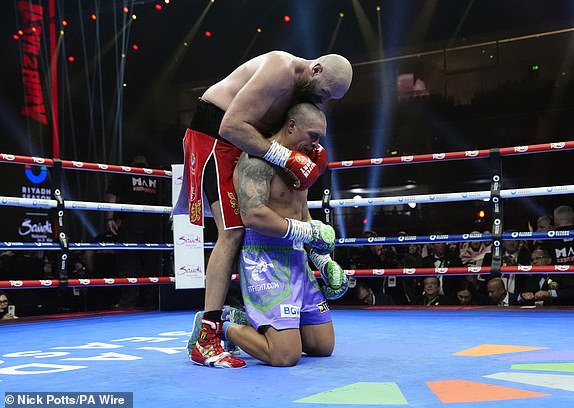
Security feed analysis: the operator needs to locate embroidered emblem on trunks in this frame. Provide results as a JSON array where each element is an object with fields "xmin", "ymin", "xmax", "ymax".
[
  {"xmin": 190, "ymin": 200, "xmax": 202, "ymax": 223},
  {"xmin": 228, "ymin": 191, "xmax": 239, "ymax": 215}
]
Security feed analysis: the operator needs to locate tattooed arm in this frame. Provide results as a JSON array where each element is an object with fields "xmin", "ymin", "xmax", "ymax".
[{"xmin": 234, "ymin": 153, "xmax": 290, "ymax": 237}]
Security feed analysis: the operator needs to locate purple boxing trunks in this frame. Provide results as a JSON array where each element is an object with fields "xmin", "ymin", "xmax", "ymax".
[{"xmin": 238, "ymin": 229, "xmax": 332, "ymax": 331}]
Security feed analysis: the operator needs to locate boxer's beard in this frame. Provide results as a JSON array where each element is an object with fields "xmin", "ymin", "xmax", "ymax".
[{"xmin": 296, "ymin": 79, "xmax": 321, "ymax": 104}]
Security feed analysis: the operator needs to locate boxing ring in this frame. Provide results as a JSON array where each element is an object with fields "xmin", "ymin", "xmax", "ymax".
[{"xmin": 2, "ymin": 141, "xmax": 574, "ymax": 407}]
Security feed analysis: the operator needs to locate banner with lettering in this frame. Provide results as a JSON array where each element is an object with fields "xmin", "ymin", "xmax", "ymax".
[
  {"xmin": 2, "ymin": 164, "xmax": 53, "ymax": 243},
  {"xmin": 171, "ymin": 165, "xmax": 205, "ymax": 289},
  {"xmin": 17, "ymin": 0, "xmax": 49, "ymax": 127}
]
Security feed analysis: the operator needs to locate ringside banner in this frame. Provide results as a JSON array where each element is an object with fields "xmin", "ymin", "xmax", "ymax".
[{"xmin": 171, "ymin": 165, "xmax": 205, "ymax": 289}]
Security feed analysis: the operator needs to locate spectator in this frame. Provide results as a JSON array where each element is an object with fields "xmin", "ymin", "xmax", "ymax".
[
  {"xmin": 0, "ymin": 291, "xmax": 18, "ymax": 320},
  {"xmin": 455, "ymin": 280, "xmax": 478, "ymax": 305},
  {"xmin": 105, "ymin": 155, "xmax": 163, "ymax": 309},
  {"xmin": 543, "ymin": 205, "xmax": 574, "ymax": 265},
  {"xmin": 354, "ymin": 280, "xmax": 395, "ymax": 306},
  {"xmin": 486, "ymin": 277, "xmax": 516, "ymax": 306},
  {"xmin": 535, "ymin": 215, "xmax": 555, "ymax": 232},
  {"xmin": 396, "ymin": 242, "xmax": 424, "ymax": 305},
  {"xmin": 421, "ymin": 237, "xmax": 463, "ymax": 299},
  {"xmin": 527, "ymin": 215, "xmax": 555, "ymax": 250},
  {"xmin": 459, "ymin": 233, "xmax": 491, "ymax": 267},
  {"xmin": 483, "ymin": 234, "xmax": 530, "ymax": 299},
  {"xmin": 353, "ymin": 230, "xmax": 404, "ymax": 304},
  {"xmin": 419, "ymin": 276, "xmax": 454, "ymax": 306},
  {"xmin": 519, "ymin": 248, "xmax": 574, "ymax": 306}
]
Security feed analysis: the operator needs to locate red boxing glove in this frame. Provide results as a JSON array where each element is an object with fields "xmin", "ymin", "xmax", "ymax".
[
  {"xmin": 285, "ymin": 150, "xmax": 320, "ymax": 191},
  {"xmin": 307, "ymin": 144, "xmax": 328, "ymax": 175}
]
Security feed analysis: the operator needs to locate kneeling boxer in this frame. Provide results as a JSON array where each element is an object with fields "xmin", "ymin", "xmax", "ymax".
[{"xmin": 221, "ymin": 103, "xmax": 347, "ymax": 367}]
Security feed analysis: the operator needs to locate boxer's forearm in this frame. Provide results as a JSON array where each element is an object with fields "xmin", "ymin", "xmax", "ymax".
[
  {"xmin": 219, "ymin": 118, "xmax": 272, "ymax": 158},
  {"xmin": 240, "ymin": 206, "xmax": 289, "ymax": 238}
]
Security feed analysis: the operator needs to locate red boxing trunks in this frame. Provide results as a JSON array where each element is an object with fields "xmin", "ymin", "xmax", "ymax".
[{"xmin": 180, "ymin": 99, "xmax": 243, "ymax": 229}]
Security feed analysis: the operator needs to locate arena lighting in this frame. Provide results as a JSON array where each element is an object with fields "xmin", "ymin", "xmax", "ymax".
[
  {"xmin": 283, "ymin": 15, "xmax": 291, "ymax": 22},
  {"xmin": 362, "ymin": 0, "xmax": 392, "ymax": 231}
]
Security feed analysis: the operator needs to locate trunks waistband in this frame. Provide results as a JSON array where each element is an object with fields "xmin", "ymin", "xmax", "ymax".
[
  {"xmin": 243, "ymin": 229, "xmax": 302, "ymax": 249},
  {"xmin": 189, "ymin": 98, "xmax": 229, "ymax": 143}
]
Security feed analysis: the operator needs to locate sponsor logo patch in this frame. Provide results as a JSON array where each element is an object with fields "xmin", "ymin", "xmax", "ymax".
[
  {"xmin": 280, "ymin": 304, "xmax": 300, "ymax": 318},
  {"xmin": 317, "ymin": 301, "xmax": 330, "ymax": 313}
]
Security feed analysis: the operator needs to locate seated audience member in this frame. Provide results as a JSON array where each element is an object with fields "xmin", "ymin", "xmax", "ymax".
[
  {"xmin": 535, "ymin": 215, "xmax": 555, "ymax": 232},
  {"xmin": 352, "ymin": 230, "xmax": 408, "ymax": 304},
  {"xmin": 0, "ymin": 291, "xmax": 18, "ymax": 320},
  {"xmin": 394, "ymin": 242, "xmax": 424, "ymax": 305},
  {"xmin": 483, "ymin": 235, "xmax": 530, "ymax": 299},
  {"xmin": 527, "ymin": 214, "xmax": 555, "ymax": 250},
  {"xmin": 459, "ymin": 233, "xmax": 491, "ymax": 267},
  {"xmin": 455, "ymin": 280, "xmax": 478, "ymax": 306},
  {"xmin": 543, "ymin": 205, "xmax": 574, "ymax": 265},
  {"xmin": 421, "ymin": 238, "xmax": 463, "ymax": 299},
  {"xmin": 419, "ymin": 276, "xmax": 454, "ymax": 306},
  {"xmin": 519, "ymin": 248, "xmax": 574, "ymax": 306},
  {"xmin": 486, "ymin": 277, "xmax": 516, "ymax": 306},
  {"xmin": 355, "ymin": 280, "xmax": 395, "ymax": 306}
]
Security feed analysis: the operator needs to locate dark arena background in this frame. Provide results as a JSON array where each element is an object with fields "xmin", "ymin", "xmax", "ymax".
[{"xmin": 1, "ymin": 1, "xmax": 574, "ymax": 407}]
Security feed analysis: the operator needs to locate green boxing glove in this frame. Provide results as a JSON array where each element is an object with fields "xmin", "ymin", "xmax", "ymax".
[
  {"xmin": 308, "ymin": 249, "xmax": 346, "ymax": 290},
  {"xmin": 283, "ymin": 218, "xmax": 335, "ymax": 255},
  {"xmin": 321, "ymin": 278, "xmax": 349, "ymax": 300}
]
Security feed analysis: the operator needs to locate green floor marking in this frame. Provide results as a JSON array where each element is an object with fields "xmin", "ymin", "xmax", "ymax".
[
  {"xmin": 511, "ymin": 363, "xmax": 574, "ymax": 373},
  {"xmin": 295, "ymin": 382, "xmax": 408, "ymax": 405}
]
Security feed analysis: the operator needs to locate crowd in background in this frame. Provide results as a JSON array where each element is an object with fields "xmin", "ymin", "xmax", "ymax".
[
  {"xmin": 1, "ymin": 204, "xmax": 573, "ymax": 318},
  {"xmin": 334, "ymin": 204, "xmax": 574, "ymax": 307}
]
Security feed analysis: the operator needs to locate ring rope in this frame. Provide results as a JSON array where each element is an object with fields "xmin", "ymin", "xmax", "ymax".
[
  {"xmin": 3, "ymin": 140, "xmax": 571, "ymax": 174},
  {"xmin": 1, "ymin": 140, "xmax": 572, "ymax": 290},
  {"xmin": 3, "ymin": 265, "xmax": 574, "ymax": 290},
  {"xmin": 3, "ymin": 184, "xmax": 573, "ymax": 213},
  {"xmin": 0, "ymin": 277, "xmax": 175, "ymax": 289},
  {"xmin": 1, "ymin": 230, "xmax": 571, "ymax": 250},
  {"xmin": 0, "ymin": 153, "xmax": 172, "ymax": 178},
  {"xmin": 0, "ymin": 196, "xmax": 172, "ymax": 214},
  {"xmin": 328, "ymin": 140, "xmax": 574, "ymax": 170},
  {"xmin": 308, "ymin": 184, "xmax": 574, "ymax": 209}
]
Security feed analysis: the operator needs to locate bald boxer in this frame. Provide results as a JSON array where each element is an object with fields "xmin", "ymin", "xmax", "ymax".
[{"xmin": 178, "ymin": 51, "xmax": 353, "ymax": 368}]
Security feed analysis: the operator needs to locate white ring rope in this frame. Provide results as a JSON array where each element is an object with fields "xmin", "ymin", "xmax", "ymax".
[
  {"xmin": 308, "ymin": 184, "xmax": 574, "ymax": 209},
  {"xmin": 0, "ymin": 196, "xmax": 171, "ymax": 214},
  {"xmin": 3, "ymin": 184, "xmax": 574, "ymax": 213}
]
